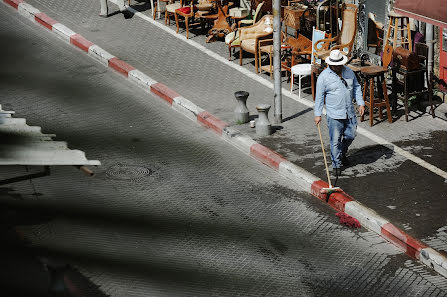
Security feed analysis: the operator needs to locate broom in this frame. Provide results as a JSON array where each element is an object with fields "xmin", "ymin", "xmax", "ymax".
[{"xmin": 317, "ymin": 123, "xmax": 343, "ymax": 195}]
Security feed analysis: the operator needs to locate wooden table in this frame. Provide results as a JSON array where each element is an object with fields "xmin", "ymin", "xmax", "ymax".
[{"xmin": 258, "ymin": 43, "xmax": 291, "ymax": 78}]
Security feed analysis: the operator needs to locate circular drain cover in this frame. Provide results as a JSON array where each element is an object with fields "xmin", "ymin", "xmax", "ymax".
[{"xmin": 106, "ymin": 164, "xmax": 153, "ymax": 181}]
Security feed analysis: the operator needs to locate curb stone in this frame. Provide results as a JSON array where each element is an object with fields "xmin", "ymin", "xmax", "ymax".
[{"xmin": 3, "ymin": 0, "xmax": 447, "ymax": 279}]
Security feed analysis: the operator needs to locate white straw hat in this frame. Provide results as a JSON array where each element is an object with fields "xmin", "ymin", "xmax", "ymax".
[{"xmin": 325, "ymin": 50, "xmax": 348, "ymax": 66}]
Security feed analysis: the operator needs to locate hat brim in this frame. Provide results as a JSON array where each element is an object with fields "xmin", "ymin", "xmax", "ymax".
[{"xmin": 325, "ymin": 54, "xmax": 348, "ymax": 65}]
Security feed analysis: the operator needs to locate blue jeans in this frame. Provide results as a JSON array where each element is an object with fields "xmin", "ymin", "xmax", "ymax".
[{"xmin": 327, "ymin": 116, "xmax": 357, "ymax": 168}]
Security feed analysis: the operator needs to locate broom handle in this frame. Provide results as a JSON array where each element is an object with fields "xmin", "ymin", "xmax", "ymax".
[{"xmin": 317, "ymin": 123, "xmax": 332, "ymax": 188}]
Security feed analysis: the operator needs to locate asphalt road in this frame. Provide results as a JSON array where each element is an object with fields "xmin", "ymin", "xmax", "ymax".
[{"xmin": 0, "ymin": 6, "xmax": 446, "ymax": 297}]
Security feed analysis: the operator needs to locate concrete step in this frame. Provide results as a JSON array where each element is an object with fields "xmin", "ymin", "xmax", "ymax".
[
  {"xmin": 0, "ymin": 148, "xmax": 100, "ymax": 166},
  {"xmin": 1, "ymin": 141, "xmax": 69, "ymax": 150},
  {"xmin": 0, "ymin": 117, "xmax": 27, "ymax": 125},
  {"xmin": 0, "ymin": 124, "xmax": 43, "ymax": 134}
]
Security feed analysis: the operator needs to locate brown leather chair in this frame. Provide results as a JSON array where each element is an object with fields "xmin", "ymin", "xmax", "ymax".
[{"xmin": 239, "ymin": 15, "xmax": 273, "ymax": 73}]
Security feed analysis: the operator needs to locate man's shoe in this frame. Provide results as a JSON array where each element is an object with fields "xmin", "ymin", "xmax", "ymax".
[
  {"xmin": 99, "ymin": 14, "xmax": 108, "ymax": 18},
  {"xmin": 341, "ymin": 155, "xmax": 350, "ymax": 167}
]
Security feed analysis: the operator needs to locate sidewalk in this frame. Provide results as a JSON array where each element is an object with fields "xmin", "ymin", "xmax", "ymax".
[{"xmin": 3, "ymin": 0, "xmax": 447, "ymax": 277}]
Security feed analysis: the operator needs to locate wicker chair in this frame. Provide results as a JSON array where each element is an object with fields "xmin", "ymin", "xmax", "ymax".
[{"xmin": 314, "ymin": 3, "xmax": 358, "ymax": 60}]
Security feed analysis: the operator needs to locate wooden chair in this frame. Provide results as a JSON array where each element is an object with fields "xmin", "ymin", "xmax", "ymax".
[
  {"xmin": 204, "ymin": 4, "xmax": 234, "ymax": 43},
  {"xmin": 238, "ymin": 1, "xmax": 264, "ymax": 28},
  {"xmin": 367, "ymin": 12, "xmax": 384, "ymax": 55},
  {"xmin": 239, "ymin": 15, "xmax": 273, "ymax": 73},
  {"xmin": 160, "ymin": 0, "xmax": 182, "ymax": 25},
  {"xmin": 174, "ymin": 0, "xmax": 198, "ymax": 39},
  {"xmin": 314, "ymin": 3, "xmax": 358, "ymax": 60}
]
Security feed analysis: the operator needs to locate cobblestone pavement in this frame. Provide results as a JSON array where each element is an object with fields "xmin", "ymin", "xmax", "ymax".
[
  {"xmin": 14, "ymin": 0, "xmax": 447, "ymax": 248},
  {"xmin": 1, "ymin": 6, "xmax": 447, "ymax": 297}
]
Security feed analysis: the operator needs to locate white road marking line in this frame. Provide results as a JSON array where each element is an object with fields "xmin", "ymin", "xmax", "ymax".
[{"xmin": 113, "ymin": 0, "xmax": 447, "ymax": 181}]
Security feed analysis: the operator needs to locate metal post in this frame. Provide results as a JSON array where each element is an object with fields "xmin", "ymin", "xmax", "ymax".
[
  {"xmin": 426, "ymin": 24, "xmax": 434, "ymax": 77},
  {"xmin": 272, "ymin": 0, "xmax": 282, "ymax": 124}
]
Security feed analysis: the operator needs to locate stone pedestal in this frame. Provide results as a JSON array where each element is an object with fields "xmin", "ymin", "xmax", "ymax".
[
  {"xmin": 255, "ymin": 104, "xmax": 272, "ymax": 136},
  {"xmin": 234, "ymin": 91, "xmax": 250, "ymax": 123}
]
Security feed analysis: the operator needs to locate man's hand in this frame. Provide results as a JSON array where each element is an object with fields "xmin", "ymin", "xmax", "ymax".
[
  {"xmin": 314, "ymin": 116, "xmax": 321, "ymax": 126},
  {"xmin": 358, "ymin": 105, "xmax": 365, "ymax": 116}
]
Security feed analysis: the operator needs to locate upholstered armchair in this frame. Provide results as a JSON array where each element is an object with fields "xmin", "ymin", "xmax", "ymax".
[
  {"xmin": 239, "ymin": 15, "xmax": 273, "ymax": 73},
  {"xmin": 314, "ymin": 3, "xmax": 358, "ymax": 60}
]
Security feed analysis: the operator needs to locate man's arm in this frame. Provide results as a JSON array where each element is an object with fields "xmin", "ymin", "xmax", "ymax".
[
  {"xmin": 352, "ymin": 73, "xmax": 365, "ymax": 116},
  {"xmin": 314, "ymin": 74, "xmax": 325, "ymax": 125}
]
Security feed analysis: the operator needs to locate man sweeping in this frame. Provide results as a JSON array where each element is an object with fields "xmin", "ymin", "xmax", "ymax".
[{"xmin": 314, "ymin": 50, "xmax": 365, "ymax": 177}]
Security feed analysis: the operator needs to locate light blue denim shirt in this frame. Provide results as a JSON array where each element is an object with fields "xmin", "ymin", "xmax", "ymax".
[{"xmin": 314, "ymin": 66, "xmax": 364, "ymax": 119}]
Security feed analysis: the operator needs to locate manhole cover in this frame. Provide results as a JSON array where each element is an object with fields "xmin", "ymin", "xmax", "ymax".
[{"xmin": 106, "ymin": 164, "xmax": 153, "ymax": 181}]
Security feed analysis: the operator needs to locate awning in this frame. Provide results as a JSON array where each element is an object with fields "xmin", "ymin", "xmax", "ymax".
[{"xmin": 394, "ymin": 0, "xmax": 447, "ymax": 28}]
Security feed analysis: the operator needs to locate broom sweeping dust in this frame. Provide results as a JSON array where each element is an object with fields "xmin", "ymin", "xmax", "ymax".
[
  {"xmin": 317, "ymin": 123, "xmax": 361, "ymax": 229},
  {"xmin": 317, "ymin": 123, "xmax": 342, "ymax": 195}
]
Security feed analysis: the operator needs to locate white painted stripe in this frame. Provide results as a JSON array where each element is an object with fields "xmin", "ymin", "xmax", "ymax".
[
  {"xmin": 222, "ymin": 127, "xmax": 257, "ymax": 155},
  {"xmin": 52, "ymin": 23, "xmax": 76, "ymax": 43},
  {"xmin": 118, "ymin": 0, "xmax": 447, "ymax": 181},
  {"xmin": 18, "ymin": 3, "xmax": 40, "ymax": 21},
  {"xmin": 88, "ymin": 45, "xmax": 115, "ymax": 66},
  {"xmin": 357, "ymin": 127, "xmax": 447, "ymax": 180},
  {"xmin": 172, "ymin": 96, "xmax": 204, "ymax": 121},
  {"xmin": 278, "ymin": 161, "xmax": 319, "ymax": 191},
  {"xmin": 420, "ymin": 248, "xmax": 447, "ymax": 278},
  {"xmin": 344, "ymin": 201, "xmax": 389, "ymax": 235},
  {"xmin": 128, "ymin": 69, "xmax": 157, "ymax": 88}
]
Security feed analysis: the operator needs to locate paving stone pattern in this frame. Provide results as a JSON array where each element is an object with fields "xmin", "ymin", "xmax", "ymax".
[
  {"xmin": 17, "ymin": 0, "xmax": 447, "ymax": 244},
  {"xmin": 1, "ymin": 4, "xmax": 447, "ymax": 297}
]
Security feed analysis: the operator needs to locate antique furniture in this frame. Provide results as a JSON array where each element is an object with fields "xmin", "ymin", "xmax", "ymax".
[
  {"xmin": 314, "ymin": 3, "xmax": 358, "ymax": 60},
  {"xmin": 367, "ymin": 12, "xmax": 384, "ymax": 55},
  {"xmin": 290, "ymin": 64, "xmax": 312, "ymax": 98},
  {"xmin": 164, "ymin": 0, "xmax": 182, "ymax": 24},
  {"xmin": 204, "ymin": 3, "xmax": 233, "ymax": 43},
  {"xmin": 360, "ymin": 45, "xmax": 393, "ymax": 126},
  {"xmin": 174, "ymin": 0, "xmax": 198, "ymax": 39},
  {"xmin": 385, "ymin": 10, "xmax": 412, "ymax": 51},
  {"xmin": 238, "ymin": 2, "xmax": 264, "ymax": 28},
  {"xmin": 392, "ymin": 43, "xmax": 435, "ymax": 121},
  {"xmin": 152, "ymin": 0, "xmax": 172, "ymax": 21},
  {"xmin": 283, "ymin": 5, "xmax": 304, "ymax": 38},
  {"xmin": 239, "ymin": 15, "xmax": 274, "ymax": 73},
  {"xmin": 360, "ymin": 66, "xmax": 393, "ymax": 126},
  {"xmin": 225, "ymin": 30, "xmax": 241, "ymax": 60},
  {"xmin": 258, "ymin": 37, "xmax": 291, "ymax": 78}
]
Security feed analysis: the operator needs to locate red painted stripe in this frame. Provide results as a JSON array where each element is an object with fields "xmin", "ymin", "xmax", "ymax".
[
  {"xmin": 197, "ymin": 111, "xmax": 229, "ymax": 135},
  {"xmin": 108, "ymin": 57, "xmax": 135, "ymax": 77},
  {"xmin": 70, "ymin": 34, "xmax": 94, "ymax": 52},
  {"xmin": 150, "ymin": 83, "xmax": 178, "ymax": 105},
  {"xmin": 327, "ymin": 192, "xmax": 353, "ymax": 212},
  {"xmin": 381, "ymin": 223, "xmax": 428, "ymax": 259},
  {"xmin": 4, "ymin": 0, "xmax": 23, "ymax": 9},
  {"xmin": 34, "ymin": 12, "xmax": 58, "ymax": 30},
  {"xmin": 250, "ymin": 144, "xmax": 287, "ymax": 170},
  {"xmin": 310, "ymin": 180, "xmax": 353, "ymax": 211}
]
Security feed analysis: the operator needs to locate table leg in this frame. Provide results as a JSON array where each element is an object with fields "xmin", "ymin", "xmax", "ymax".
[{"xmin": 404, "ymin": 73, "xmax": 409, "ymax": 122}]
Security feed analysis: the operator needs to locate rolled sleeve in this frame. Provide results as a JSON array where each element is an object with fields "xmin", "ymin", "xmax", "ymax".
[
  {"xmin": 314, "ymin": 75, "xmax": 325, "ymax": 117},
  {"xmin": 352, "ymin": 74, "xmax": 364, "ymax": 106}
]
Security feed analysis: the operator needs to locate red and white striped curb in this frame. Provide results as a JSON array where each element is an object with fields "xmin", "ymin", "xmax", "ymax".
[{"xmin": 3, "ymin": 0, "xmax": 447, "ymax": 278}]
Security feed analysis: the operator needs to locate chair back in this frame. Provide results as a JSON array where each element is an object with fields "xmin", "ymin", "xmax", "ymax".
[
  {"xmin": 382, "ymin": 44, "xmax": 393, "ymax": 69},
  {"xmin": 253, "ymin": 2, "xmax": 264, "ymax": 23},
  {"xmin": 310, "ymin": 27, "xmax": 326, "ymax": 64},
  {"xmin": 415, "ymin": 42, "xmax": 428, "ymax": 68},
  {"xmin": 337, "ymin": 3, "xmax": 358, "ymax": 54}
]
